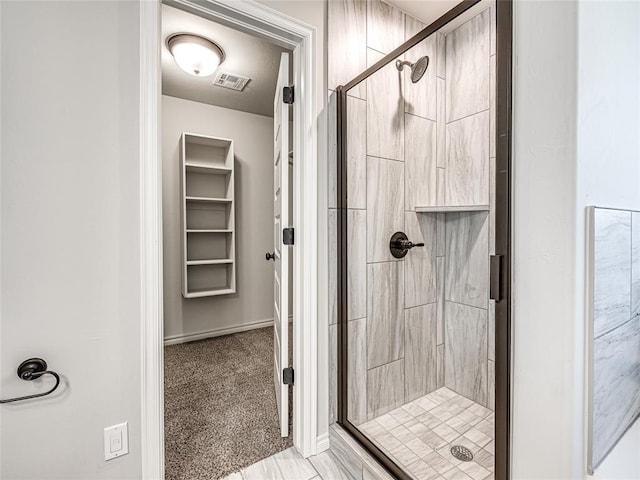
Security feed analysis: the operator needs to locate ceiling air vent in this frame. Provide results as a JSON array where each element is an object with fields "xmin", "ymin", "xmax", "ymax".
[{"xmin": 213, "ymin": 72, "xmax": 250, "ymax": 91}]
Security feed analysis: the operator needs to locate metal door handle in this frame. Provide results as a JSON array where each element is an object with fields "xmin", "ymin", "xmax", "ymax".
[{"xmin": 265, "ymin": 252, "xmax": 275, "ymax": 261}]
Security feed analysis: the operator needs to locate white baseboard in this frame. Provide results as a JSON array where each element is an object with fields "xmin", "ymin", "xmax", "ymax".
[
  {"xmin": 164, "ymin": 314, "xmax": 294, "ymax": 346},
  {"xmin": 316, "ymin": 432, "xmax": 330, "ymax": 453},
  {"xmin": 164, "ymin": 318, "xmax": 273, "ymax": 345}
]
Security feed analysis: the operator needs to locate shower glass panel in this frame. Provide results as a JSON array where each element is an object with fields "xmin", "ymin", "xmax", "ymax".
[{"xmin": 339, "ymin": 3, "xmax": 496, "ymax": 479}]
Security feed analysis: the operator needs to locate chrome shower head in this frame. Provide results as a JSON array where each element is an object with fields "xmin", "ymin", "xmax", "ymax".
[{"xmin": 395, "ymin": 56, "xmax": 430, "ymax": 83}]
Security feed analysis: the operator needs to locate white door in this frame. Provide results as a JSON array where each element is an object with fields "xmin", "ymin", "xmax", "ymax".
[{"xmin": 273, "ymin": 52, "xmax": 290, "ymax": 438}]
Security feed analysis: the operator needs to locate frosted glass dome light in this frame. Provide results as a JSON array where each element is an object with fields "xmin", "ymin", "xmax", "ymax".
[{"xmin": 168, "ymin": 34, "xmax": 224, "ymax": 77}]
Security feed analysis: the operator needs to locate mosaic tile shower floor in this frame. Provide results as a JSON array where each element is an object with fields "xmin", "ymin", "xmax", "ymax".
[{"xmin": 359, "ymin": 387, "xmax": 494, "ymax": 480}]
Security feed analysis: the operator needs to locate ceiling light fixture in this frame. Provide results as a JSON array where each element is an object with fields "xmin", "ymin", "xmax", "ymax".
[{"xmin": 167, "ymin": 34, "xmax": 225, "ymax": 77}]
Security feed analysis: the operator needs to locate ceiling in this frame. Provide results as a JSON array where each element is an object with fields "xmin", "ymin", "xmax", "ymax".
[
  {"xmin": 161, "ymin": 4, "xmax": 290, "ymax": 118},
  {"xmin": 384, "ymin": 0, "xmax": 492, "ymax": 33}
]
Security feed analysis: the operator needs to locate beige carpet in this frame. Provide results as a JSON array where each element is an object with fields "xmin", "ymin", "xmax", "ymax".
[{"xmin": 164, "ymin": 326, "xmax": 293, "ymax": 480}]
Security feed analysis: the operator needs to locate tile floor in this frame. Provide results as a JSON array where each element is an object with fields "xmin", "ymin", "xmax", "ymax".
[
  {"xmin": 222, "ymin": 448, "xmax": 354, "ymax": 480},
  {"xmin": 222, "ymin": 387, "xmax": 494, "ymax": 480},
  {"xmin": 359, "ymin": 387, "xmax": 494, "ymax": 480}
]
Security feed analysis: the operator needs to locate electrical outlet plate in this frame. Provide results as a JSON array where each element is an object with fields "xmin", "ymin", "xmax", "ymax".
[{"xmin": 104, "ymin": 422, "xmax": 129, "ymax": 461}]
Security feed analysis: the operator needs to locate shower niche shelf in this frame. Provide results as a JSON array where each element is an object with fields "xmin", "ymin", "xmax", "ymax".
[
  {"xmin": 180, "ymin": 132, "xmax": 236, "ymax": 298},
  {"xmin": 415, "ymin": 205, "xmax": 489, "ymax": 213}
]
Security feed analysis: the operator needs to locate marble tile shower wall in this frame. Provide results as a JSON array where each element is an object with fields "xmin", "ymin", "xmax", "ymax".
[
  {"xmin": 591, "ymin": 208, "xmax": 640, "ymax": 468},
  {"xmin": 328, "ymin": 0, "xmax": 496, "ymax": 427}
]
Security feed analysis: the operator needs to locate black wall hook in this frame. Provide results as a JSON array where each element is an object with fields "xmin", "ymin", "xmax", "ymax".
[{"xmin": 0, "ymin": 358, "xmax": 61, "ymax": 404}]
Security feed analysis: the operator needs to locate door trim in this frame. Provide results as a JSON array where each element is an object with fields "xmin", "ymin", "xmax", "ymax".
[{"xmin": 140, "ymin": 1, "xmax": 319, "ymax": 478}]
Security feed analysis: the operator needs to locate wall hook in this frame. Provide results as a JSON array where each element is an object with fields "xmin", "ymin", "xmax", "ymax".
[{"xmin": 0, "ymin": 358, "xmax": 61, "ymax": 404}]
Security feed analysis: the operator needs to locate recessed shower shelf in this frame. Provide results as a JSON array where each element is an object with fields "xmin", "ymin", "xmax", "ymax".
[{"xmin": 415, "ymin": 205, "xmax": 490, "ymax": 213}]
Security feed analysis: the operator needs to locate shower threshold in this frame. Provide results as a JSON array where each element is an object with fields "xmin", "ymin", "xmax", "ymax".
[{"xmin": 358, "ymin": 387, "xmax": 494, "ymax": 480}]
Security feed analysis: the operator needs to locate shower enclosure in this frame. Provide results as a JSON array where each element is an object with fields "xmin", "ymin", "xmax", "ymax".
[{"xmin": 335, "ymin": 1, "xmax": 512, "ymax": 479}]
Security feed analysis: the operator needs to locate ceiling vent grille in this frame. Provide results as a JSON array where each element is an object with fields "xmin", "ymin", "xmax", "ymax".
[{"xmin": 213, "ymin": 72, "xmax": 250, "ymax": 91}]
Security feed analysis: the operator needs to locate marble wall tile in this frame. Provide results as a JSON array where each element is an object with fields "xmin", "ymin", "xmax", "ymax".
[
  {"xmin": 632, "ymin": 212, "xmax": 640, "ymax": 317},
  {"xmin": 366, "ymin": 49, "xmax": 404, "ymax": 162},
  {"xmin": 592, "ymin": 315, "xmax": 640, "ymax": 466},
  {"xmin": 437, "ymin": 32, "xmax": 446, "ymax": 79},
  {"xmin": 348, "ymin": 210, "xmax": 367, "ymax": 320},
  {"xmin": 489, "ymin": 155, "xmax": 496, "ymax": 255},
  {"xmin": 437, "ymin": 78, "xmax": 446, "ymax": 168},
  {"xmin": 347, "ymin": 96, "xmax": 367, "ymax": 209},
  {"xmin": 348, "ymin": 318, "xmax": 368, "ymax": 426},
  {"xmin": 436, "ymin": 213, "xmax": 446, "ymax": 257},
  {"xmin": 490, "ymin": 55, "xmax": 496, "ymax": 159},
  {"xmin": 366, "ymin": 156, "xmax": 404, "ymax": 262},
  {"xmin": 404, "ymin": 212, "xmax": 437, "ymax": 308},
  {"xmin": 405, "ymin": 114, "xmax": 437, "ymax": 210},
  {"xmin": 437, "ymin": 168, "xmax": 446, "ymax": 206},
  {"xmin": 405, "ymin": 14, "xmax": 424, "ymax": 38},
  {"xmin": 490, "ymin": 6, "xmax": 496, "ymax": 56},
  {"xmin": 403, "ymin": 24, "xmax": 437, "ymax": 121},
  {"xmin": 445, "ymin": 111, "xmax": 490, "ymax": 207},
  {"xmin": 328, "ymin": 91, "xmax": 337, "ymax": 209},
  {"xmin": 488, "ymin": 300, "xmax": 495, "ymax": 362},
  {"xmin": 445, "ymin": 301, "xmax": 488, "ymax": 406},
  {"xmin": 594, "ymin": 209, "xmax": 631, "ymax": 338},
  {"xmin": 367, "ymin": 0, "xmax": 404, "ymax": 54},
  {"xmin": 330, "ymin": 323, "xmax": 338, "ymax": 424},
  {"xmin": 329, "ymin": 426, "xmax": 365, "ymax": 480},
  {"xmin": 445, "ymin": 212, "xmax": 489, "ymax": 309},
  {"xmin": 405, "ymin": 304, "xmax": 438, "ymax": 402},
  {"xmin": 329, "ymin": 209, "xmax": 337, "ymax": 325},
  {"xmin": 487, "ymin": 360, "xmax": 495, "ymax": 411},
  {"xmin": 437, "ymin": 344, "xmax": 444, "ymax": 388},
  {"xmin": 436, "ymin": 256, "xmax": 445, "ymax": 345},
  {"xmin": 445, "ymin": 9, "xmax": 490, "ymax": 122},
  {"xmin": 367, "ymin": 359, "xmax": 405, "ymax": 420},
  {"xmin": 328, "ymin": 0, "xmax": 367, "ymax": 98},
  {"xmin": 309, "ymin": 450, "xmax": 355, "ymax": 480},
  {"xmin": 367, "ymin": 261, "xmax": 405, "ymax": 368}
]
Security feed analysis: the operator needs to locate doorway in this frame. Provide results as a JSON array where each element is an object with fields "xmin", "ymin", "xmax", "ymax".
[
  {"xmin": 160, "ymin": 4, "xmax": 295, "ymax": 478},
  {"xmin": 139, "ymin": 1, "xmax": 319, "ymax": 479}
]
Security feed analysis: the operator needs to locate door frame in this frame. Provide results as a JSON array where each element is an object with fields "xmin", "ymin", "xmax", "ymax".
[{"xmin": 139, "ymin": 1, "xmax": 319, "ymax": 478}]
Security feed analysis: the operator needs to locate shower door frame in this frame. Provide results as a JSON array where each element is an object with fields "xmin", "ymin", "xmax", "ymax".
[{"xmin": 336, "ymin": 1, "xmax": 513, "ymax": 479}]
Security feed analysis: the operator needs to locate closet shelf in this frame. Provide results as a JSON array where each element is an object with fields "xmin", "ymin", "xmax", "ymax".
[
  {"xmin": 185, "ymin": 163, "xmax": 232, "ymax": 175},
  {"xmin": 180, "ymin": 133, "xmax": 236, "ymax": 298},
  {"xmin": 186, "ymin": 259, "xmax": 234, "ymax": 266},
  {"xmin": 186, "ymin": 196, "xmax": 232, "ymax": 204},
  {"xmin": 185, "ymin": 287, "xmax": 236, "ymax": 298},
  {"xmin": 415, "ymin": 205, "xmax": 490, "ymax": 213}
]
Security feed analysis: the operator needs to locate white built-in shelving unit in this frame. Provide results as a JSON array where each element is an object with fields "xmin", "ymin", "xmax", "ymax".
[{"xmin": 180, "ymin": 133, "xmax": 236, "ymax": 298}]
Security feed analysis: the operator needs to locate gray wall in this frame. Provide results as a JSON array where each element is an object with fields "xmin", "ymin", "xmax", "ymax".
[
  {"xmin": 162, "ymin": 95, "xmax": 276, "ymax": 341},
  {"xmin": 0, "ymin": 1, "xmax": 142, "ymax": 478}
]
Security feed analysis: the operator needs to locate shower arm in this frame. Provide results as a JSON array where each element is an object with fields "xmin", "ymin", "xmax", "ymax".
[{"xmin": 395, "ymin": 59, "xmax": 413, "ymax": 71}]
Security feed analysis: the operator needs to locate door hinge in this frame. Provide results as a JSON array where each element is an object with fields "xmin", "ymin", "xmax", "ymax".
[
  {"xmin": 283, "ymin": 86, "xmax": 294, "ymax": 104},
  {"xmin": 283, "ymin": 367, "xmax": 294, "ymax": 385},
  {"xmin": 490, "ymin": 255, "xmax": 503, "ymax": 301},
  {"xmin": 283, "ymin": 227, "xmax": 294, "ymax": 245}
]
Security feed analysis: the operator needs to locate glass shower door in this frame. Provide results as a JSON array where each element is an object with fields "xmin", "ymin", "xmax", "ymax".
[{"xmin": 338, "ymin": 4, "xmax": 497, "ymax": 479}]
